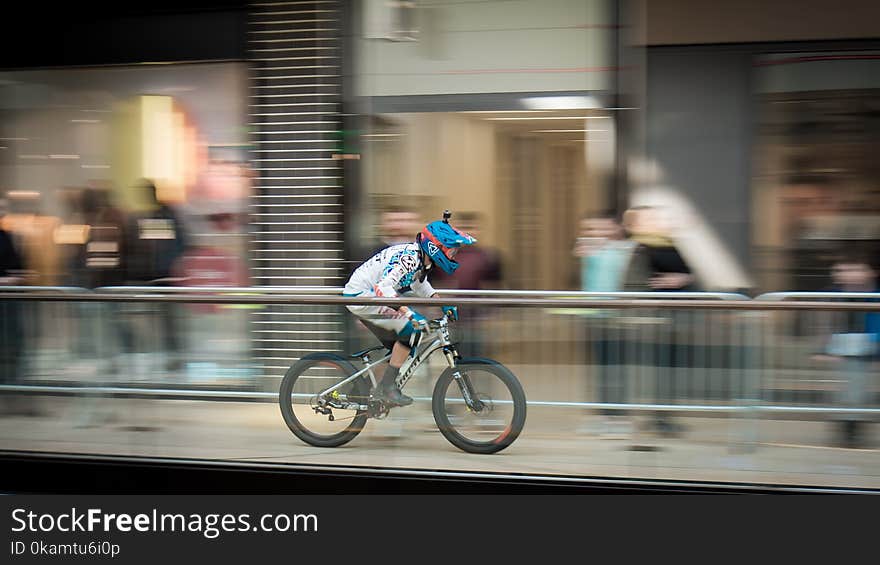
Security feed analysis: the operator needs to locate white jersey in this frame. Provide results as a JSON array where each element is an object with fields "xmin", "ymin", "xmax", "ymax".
[{"xmin": 344, "ymin": 243, "xmax": 436, "ymax": 298}]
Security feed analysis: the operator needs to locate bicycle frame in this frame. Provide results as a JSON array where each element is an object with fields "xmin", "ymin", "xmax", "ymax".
[{"xmin": 316, "ymin": 317, "xmax": 459, "ymax": 407}]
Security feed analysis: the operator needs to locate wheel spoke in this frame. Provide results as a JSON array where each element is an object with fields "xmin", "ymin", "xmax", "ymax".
[
  {"xmin": 280, "ymin": 357, "xmax": 369, "ymax": 447},
  {"xmin": 435, "ymin": 364, "xmax": 525, "ymax": 452}
]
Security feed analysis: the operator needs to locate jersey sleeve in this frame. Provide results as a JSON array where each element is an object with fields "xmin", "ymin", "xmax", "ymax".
[{"xmin": 411, "ymin": 277, "xmax": 436, "ymax": 298}]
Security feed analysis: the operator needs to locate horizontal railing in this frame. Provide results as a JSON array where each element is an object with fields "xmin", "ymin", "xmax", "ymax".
[
  {"xmin": 1, "ymin": 287, "xmax": 878, "ymax": 419},
  {"xmin": 1, "ymin": 289, "xmax": 878, "ymax": 310},
  {"xmin": 94, "ymin": 285, "xmax": 752, "ymax": 301}
]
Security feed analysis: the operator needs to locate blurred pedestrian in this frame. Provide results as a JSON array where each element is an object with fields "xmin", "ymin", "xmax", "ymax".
[
  {"xmin": 346, "ymin": 206, "xmax": 423, "ymax": 354},
  {"xmin": 55, "ymin": 188, "xmax": 89, "ymax": 287},
  {"xmin": 2, "ymin": 191, "xmax": 61, "ymax": 287},
  {"xmin": 81, "ymin": 187, "xmax": 129, "ymax": 289},
  {"xmin": 812, "ymin": 249, "xmax": 879, "ymax": 449},
  {"xmin": 430, "ymin": 211, "xmax": 502, "ymax": 357},
  {"xmin": 4, "ymin": 192, "xmax": 62, "ymax": 388},
  {"xmin": 82, "ymin": 187, "xmax": 135, "ymax": 378},
  {"xmin": 575, "ymin": 212, "xmax": 639, "ymax": 292},
  {"xmin": 0, "ymin": 195, "xmax": 31, "ymax": 415},
  {"xmin": 125, "ymin": 179, "xmax": 189, "ymax": 373},
  {"xmin": 623, "ymin": 205, "xmax": 697, "ymax": 293},
  {"xmin": 573, "ymin": 211, "xmax": 640, "ymax": 437},
  {"xmin": 623, "ymin": 205, "xmax": 697, "ymax": 438},
  {"xmin": 371, "ymin": 205, "xmax": 422, "ymax": 255},
  {"xmin": 779, "ymin": 176, "xmax": 839, "ymax": 292},
  {"xmin": 0, "ymin": 197, "xmax": 23, "ymax": 286}
]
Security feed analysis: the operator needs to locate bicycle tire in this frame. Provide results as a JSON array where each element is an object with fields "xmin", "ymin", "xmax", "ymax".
[
  {"xmin": 431, "ymin": 358, "xmax": 527, "ymax": 454},
  {"xmin": 279, "ymin": 353, "xmax": 370, "ymax": 448}
]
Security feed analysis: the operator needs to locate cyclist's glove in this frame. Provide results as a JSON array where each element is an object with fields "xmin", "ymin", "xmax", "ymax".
[
  {"xmin": 406, "ymin": 309, "xmax": 428, "ymax": 331},
  {"xmin": 441, "ymin": 305, "xmax": 459, "ymax": 321}
]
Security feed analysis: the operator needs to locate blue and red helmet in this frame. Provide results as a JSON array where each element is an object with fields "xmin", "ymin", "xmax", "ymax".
[{"xmin": 418, "ymin": 219, "xmax": 476, "ymax": 274}]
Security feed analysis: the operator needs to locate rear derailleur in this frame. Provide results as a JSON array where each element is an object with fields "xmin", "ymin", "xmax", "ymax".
[{"xmin": 312, "ymin": 403, "xmax": 336, "ymax": 421}]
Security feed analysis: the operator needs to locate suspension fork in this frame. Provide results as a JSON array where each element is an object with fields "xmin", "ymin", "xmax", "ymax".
[{"xmin": 445, "ymin": 346, "xmax": 485, "ymax": 412}]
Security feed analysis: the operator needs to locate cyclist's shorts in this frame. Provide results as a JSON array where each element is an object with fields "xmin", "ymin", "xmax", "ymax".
[{"xmin": 347, "ymin": 304, "xmax": 416, "ymax": 350}]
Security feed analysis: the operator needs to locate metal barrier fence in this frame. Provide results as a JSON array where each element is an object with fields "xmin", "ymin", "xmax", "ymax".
[
  {"xmin": 754, "ymin": 292, "xmax": 880, "ymax": 420},
  {"xmin": 1, "ymin": 288, "xmax": 878, "ymax": 425}
]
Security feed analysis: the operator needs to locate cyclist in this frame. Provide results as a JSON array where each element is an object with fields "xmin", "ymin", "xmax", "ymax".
[{"xmin": 343, "ymin": 213, "xmax": 476, "ymax": 406}]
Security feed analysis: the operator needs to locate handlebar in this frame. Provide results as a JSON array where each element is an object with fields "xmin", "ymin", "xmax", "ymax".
[{"xmin": 427, "ymin": 310, "xmax": 455, "ymax": 330}]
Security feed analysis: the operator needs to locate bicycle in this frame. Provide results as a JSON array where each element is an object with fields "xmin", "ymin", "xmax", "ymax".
[{"xmin": 279, "ymin": 310, "xmax": 527, "ymax": 454}]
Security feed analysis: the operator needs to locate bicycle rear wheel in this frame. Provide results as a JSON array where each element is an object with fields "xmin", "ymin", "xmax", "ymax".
[
  {"xmin": 279, "ymin": 353, "xmax": 370, "ymax": 448},
  {"xmin": 432, "ymin": 359, "xmax": 527, "ymax": 454}
]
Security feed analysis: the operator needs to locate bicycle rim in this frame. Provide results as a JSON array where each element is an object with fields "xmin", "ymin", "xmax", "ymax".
[
  {"xmin": 432, "ymin": 362, "xmax": 526, "ymax": 453},
  {"xmin": 280, "ymin": 357, "xmax": 370, "ymax": 446}
]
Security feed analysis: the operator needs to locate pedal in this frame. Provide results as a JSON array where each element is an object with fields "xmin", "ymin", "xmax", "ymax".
[{"xmin": 368, "ymin": 400, "xmax": 390, "ymax": 420}]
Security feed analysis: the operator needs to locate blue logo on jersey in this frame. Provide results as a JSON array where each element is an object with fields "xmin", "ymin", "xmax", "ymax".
[{"xmin": 381, "ymin": 249, "xmax": 419, "ymax": 288}]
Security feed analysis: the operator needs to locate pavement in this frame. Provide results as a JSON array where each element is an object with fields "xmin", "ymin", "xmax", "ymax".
[{"xmin": 1, "ymin": 394, "xmax": 878, "ymax": 490}]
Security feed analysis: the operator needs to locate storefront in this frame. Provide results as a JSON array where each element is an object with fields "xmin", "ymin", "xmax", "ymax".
[
  {"xmin": 349, "ymin": 0, "xmax": 620, "ymax": 290},
  {"xmin": 3, "ymin": 0, "xmax": 880, "ymax": 383}
]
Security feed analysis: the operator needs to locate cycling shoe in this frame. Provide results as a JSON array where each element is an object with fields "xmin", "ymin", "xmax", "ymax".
[{"xmin": 372, "ymin": 383, "xmax": 413, "ymax": 407}]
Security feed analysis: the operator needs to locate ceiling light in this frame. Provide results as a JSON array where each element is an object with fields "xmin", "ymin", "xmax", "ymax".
[
  {"xmin": 528, "ymin": 129, "xmax": 606, "ymax": 133},
  {"xmin": 461, "ymin": 110, "xmax": 553, "ymax": 114},
  {"xmin": 521, "ymin": 95, "xmax": 600, "ymax": 110},
  {"xmin": 486, "ymin": 116, "xmax": 606, "ymax": 121}
]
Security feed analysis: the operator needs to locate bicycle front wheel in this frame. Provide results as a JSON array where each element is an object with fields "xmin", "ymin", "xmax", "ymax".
[
  {"xmin": 279, "ymin": 353, "xmax": 370, "ymax": 448},
  {"xmin": 432, "ymin": 359, "xmax": 527, "ymax": 454}
]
